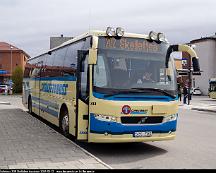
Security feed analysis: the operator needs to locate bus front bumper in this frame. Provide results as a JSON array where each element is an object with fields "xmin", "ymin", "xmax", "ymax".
[
  {"xmin": 88, "ymin": 114, "xmax": 177, "ymax": 143},
  {"xmin": 88, "ymin": 132, "xmax": 176, "ymax": 143}
]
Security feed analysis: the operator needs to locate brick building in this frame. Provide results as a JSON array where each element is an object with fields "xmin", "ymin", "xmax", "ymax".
[{"xmin": 0, "ymin": 42, "xmax": 30, "ymax": 84}]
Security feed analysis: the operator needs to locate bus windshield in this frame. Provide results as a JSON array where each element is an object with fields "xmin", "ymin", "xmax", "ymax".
[{"xmin": 93, "ymin": 37, "xmax": 177, "ymax": 97}]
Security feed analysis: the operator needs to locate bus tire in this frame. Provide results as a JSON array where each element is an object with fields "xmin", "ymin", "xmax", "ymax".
[
  {"xmin": 60, "ymin": 106, "xmax": 69, "ymax": 137},
  {"xmin": 28, "ymin": 96, "xmax": 33, "ymax": 115}
]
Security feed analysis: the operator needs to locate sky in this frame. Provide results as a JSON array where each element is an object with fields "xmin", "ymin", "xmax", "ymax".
[{"xmin": 1, "ymin": 0, "xmax": 216, "ymax": 57}]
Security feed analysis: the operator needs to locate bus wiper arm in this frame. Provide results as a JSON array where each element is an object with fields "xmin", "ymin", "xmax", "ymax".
[
  {"xmin": 103, "ymin": 90, "xmax": 145, "ymax": 98},
  {"xmin": 131, "ymin": 87, "xmax": 176, "ymax": 99}
]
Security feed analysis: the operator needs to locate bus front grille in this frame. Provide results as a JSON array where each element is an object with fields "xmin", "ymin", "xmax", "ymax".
[{"xmin": 121, "ymin": 116, "xmax": 163, "ymax": 124}]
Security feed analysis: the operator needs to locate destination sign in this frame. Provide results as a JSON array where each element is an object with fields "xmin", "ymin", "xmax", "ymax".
[{"xmin": 98, "ymin": 37, "xmax": 163, "ymax": 53}]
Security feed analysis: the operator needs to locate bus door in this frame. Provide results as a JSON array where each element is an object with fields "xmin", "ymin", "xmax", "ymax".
[
  {"xmin": 76, "ymin": 50, "xmax": 89, "ymax": 140},
  {"xmin": 33, "ymin": 61, "xmax": 43, "ymax": 116}
]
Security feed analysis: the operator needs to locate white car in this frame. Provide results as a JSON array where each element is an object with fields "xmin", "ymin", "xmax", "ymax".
[
  {"xmin": 0, "ymin": 84, "xmax": 9, "ymax": 94},
  {"xmin": 192, "ymin": 87, "xmax": 202, "ymax": 95}
]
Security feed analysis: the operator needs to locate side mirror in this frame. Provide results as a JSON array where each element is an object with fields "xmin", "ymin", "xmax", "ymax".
[
  {"xmin": 192, "ymin": 57, "xmax": 200, "ymax": 72},
  {"xmin": 165, "ymin": 45, "xmax": 178, "ymax": 68},
  {"xmin": 81, "ymin": 60, "xmax": 85, "ymax": 72}
]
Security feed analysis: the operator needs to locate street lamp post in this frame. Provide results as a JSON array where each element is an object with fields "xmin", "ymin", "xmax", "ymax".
[
  {"xmin": 10, "ymin": 45, "xmax": 13, "ymax": 78},
  {"xmin": 9, "ymin": 45, "xmax": 13, "ymax": 95}
]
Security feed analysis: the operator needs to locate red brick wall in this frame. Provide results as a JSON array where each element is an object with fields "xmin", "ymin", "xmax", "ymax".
[{"xmin": 0, "ymin": 50, "xmax": 27, "ymax": 77}]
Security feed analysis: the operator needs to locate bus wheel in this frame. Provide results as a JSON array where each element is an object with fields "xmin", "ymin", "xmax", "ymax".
[
  {"xmin": 28, "ymin": 97, "xmax": 33, "ymax": 114},
  {"xmin": 60, "ymin": 108, "xmax": 69, "ymax": 137}
]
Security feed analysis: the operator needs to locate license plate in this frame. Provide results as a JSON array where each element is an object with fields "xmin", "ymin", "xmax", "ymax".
[{"xmin": 133, "ymin": 131, "xmax": 152, "ymax": 137}]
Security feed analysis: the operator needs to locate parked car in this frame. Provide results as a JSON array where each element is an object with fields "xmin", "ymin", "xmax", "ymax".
[
  {"xmin": 192, "ymin": 87, "xmax": 202, "ymax": 95},
  {"xmin": 0, "ymin": 84, "xmax": 9, "ymax": 94}
]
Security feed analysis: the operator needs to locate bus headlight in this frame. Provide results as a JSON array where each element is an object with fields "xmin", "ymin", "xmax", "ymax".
[
  {"xmin": 163, "ymin": 114, "xmax": 177, "ymax": 123},
  {"xmin": 94, "ymin": 114, "xmax": 117, "ymax": 122},
  {"xmin": 149, "ymin": 31, "xmax": 158, "ymax": 41},
  {"xmin": 116, "ymin": 27, "xmax": 125, "ymax": 37},
  {"xmin": 106, "ymin": 27, "xmax": 116, "ymax": 36}
]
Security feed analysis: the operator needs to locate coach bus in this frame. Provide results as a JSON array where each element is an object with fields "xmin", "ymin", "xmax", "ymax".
[
  {"xmin": 23, "ymin": 27, "xmax": 200, "ymax": 143},
  {"xmin": 209, "ymin": 78, "xmax": 216, "ymax": 99}
]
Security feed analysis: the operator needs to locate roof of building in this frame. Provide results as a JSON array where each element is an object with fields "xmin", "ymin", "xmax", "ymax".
[
  {"xmin": 190, "ymin": 33, "xmax": 216, "ymax": 43},
  {"xmin": 0, "ymin": 42, "xmax": 20, "ymax": 51},
  {"xmin": 0, "ymin": 42, "xmax": 30, "ymax": 58}
]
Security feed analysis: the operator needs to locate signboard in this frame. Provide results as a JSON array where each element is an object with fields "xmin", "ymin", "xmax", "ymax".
[
  {"xmin": 98, "ymin": 37, "xmax": 166, "ymax": 53},
  {"xmin": 0, "ymin": 70, "xmax": 8, "ymax": 74}
]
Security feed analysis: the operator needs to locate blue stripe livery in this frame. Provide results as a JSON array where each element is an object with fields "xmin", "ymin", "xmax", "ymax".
[
  {"xmin": 90, "ymin": 113, "xmax": 177, "ymax": 134},
  {"xmin": 93, "ymin": 92, "xmax": 178, "ymax": 101},
  {"xmin": 34, "ymin": 75, "xmax": 76, "ymax": 81},
  {"xmin": 31, "ymin": 96, "xmax": 59, "ymax": 110},
  {"xmin": 32, "ymin": 102, "xmax": 59, "ymax": 117},
  {"xmin": 32, "ymin": 96, "xmax": 59, "ymax": 117}
]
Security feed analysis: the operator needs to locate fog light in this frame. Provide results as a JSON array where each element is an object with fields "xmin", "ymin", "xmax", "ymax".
[
  {"xmin": 94, "ymin": 114, "xmax": 117, "ymax": 122},
  {"xmin": 106, "ymin": 27, "xmax": 115, "ymax": 36},
  {"xmin": 116, "ymin": 27, "xmax": 124, "ymax": 37},
  {"xmin": 149, "ymin": 31, "xmax": 158, "ymax": 41}
]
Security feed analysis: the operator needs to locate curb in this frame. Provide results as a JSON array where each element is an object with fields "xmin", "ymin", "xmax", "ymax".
[
  {"xmin": 191, "ymin": 108, "xmax": 216, "ymax": 113},
  {"xmin": 0, "ymin": 102, "xmax": 11, "ymax": 105},
  {"xmin": 65, "ymin": 138, "xmax": 113, "ymax": 169}
]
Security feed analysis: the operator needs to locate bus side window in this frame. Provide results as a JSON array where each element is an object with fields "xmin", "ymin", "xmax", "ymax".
[
  {"xmin": 51, "ymin": 48, "xmax": 67, "ymax": 77},
  {"xmin": 63, "ymin": 44, "xmax": 78, "ymax": 76},
  {"xmin": 94, "ymin": 56, "xmax": 107, "ymax": 87},
  {"xmin": 45, "ymin": 52, "xmax": 55, "ymax": 77}
]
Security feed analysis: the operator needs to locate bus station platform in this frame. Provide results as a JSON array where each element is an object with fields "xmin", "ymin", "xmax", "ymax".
[{"xmin": 0, "ymin": 95, "xmax": 111, "ymax": 169}]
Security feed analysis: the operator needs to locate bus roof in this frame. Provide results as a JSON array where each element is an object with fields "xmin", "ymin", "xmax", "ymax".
[{"xmin": 29, "ymin": 30, "xmax": 165, "ymax": 61}]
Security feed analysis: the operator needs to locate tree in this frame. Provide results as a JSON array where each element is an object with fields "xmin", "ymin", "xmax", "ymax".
[{"xmin": 12, "ymin": 66, "xmax": 23, "ymax": 93}]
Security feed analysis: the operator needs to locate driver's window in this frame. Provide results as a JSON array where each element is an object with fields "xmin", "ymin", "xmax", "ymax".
[
  {"xmin": 80, "ymin": 56, "xmax": 88, "ymax": 99},
  {"xmin": 94, "ymin": 56, "xmax": 107, "ymax": 87}
]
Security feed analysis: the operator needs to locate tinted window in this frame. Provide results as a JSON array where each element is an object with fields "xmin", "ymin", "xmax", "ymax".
[
  {"xmin": 63, "ymin": 42, "xmax": 82, "ymax": 76},
  {"xmin": 53, "ymin": 47, "xmax": 67, "ymax": 67},
  {"xmin": 40, "ymin": 55, "xmax": 47, "ymax": 77},
  {"xmin": 31, "ymin": 56, "xmax": 42, "ymax": 78},
  {"xmin": 62, "ymin": 37, "xmax": 91, "ymax": 77},
  {"xmin": 23, "ymin": 62, "xmax": 32, "ymax": 78},
  {"xmin": 44, "ymin": 52, "xmax": 56, "ymax": 77}
]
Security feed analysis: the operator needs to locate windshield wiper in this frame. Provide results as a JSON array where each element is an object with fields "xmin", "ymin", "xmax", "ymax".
[
  {"xmin": 131, "ymin": 87, "xmax": 176, "ymax": 99},
  {"xmin": 103, "ymin": 90, "xmax": 145, "ymax": 98}
]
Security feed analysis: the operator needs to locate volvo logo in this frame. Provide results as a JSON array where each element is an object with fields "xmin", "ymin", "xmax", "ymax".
[{"xmin": 138, "ymin": 117, "xmax": 148, "ymax": 124}]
